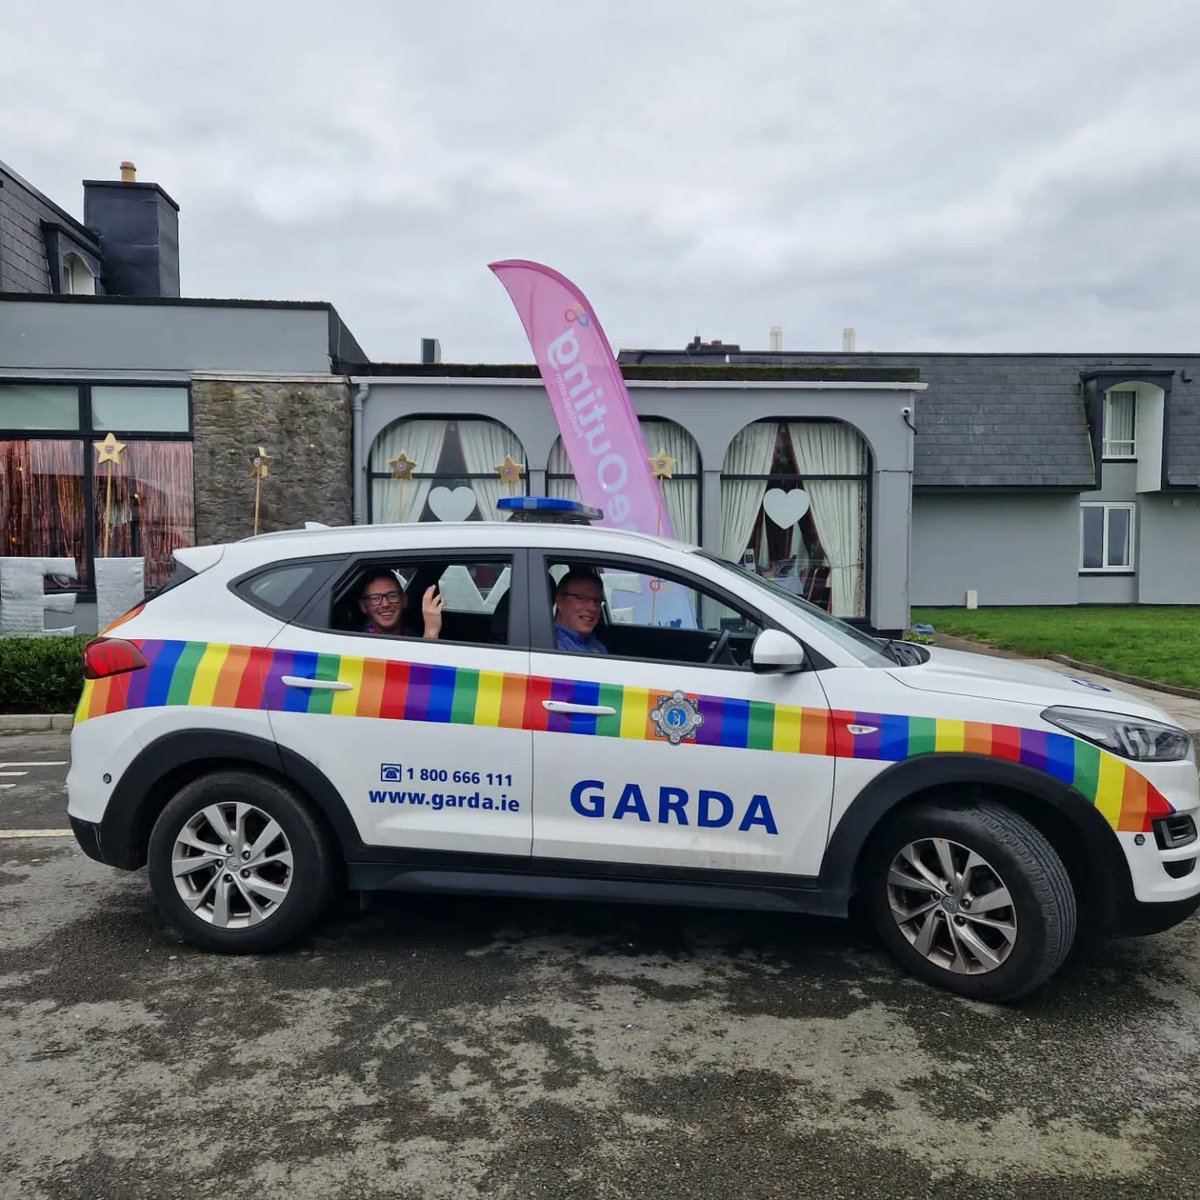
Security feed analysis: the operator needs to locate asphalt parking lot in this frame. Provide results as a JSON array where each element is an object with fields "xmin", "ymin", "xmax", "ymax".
[{"xmin": 4, "ymin": 729, "xmax": 1200, "ymax": 1199}]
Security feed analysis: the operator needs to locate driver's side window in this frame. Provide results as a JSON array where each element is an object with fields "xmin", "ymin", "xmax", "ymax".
[{"xmin": 547, "ymin": 559, "xmax": 764, "ymax": 667}]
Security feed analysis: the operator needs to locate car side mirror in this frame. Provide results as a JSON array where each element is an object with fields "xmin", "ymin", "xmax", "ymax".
[{"xmin": 751, "ymin": 629, "xmax": 806, "ymax": 673}]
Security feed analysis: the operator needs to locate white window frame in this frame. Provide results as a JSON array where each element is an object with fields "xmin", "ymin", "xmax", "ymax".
[
  {"xmin": 1102, "ymin": 389, "xmax": 1137, "ymax": 459},
  {"xmin": 1079, "ymin": 502, "xmax": 1136, "ymax": 573},
  {"xmin": 62, "ymin": 252, "xmax": 96, "ymax": 296}
]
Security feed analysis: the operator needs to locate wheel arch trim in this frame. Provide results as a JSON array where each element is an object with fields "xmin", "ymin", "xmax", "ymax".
[
  {"xmin": 819, "ymin": 754, "xmax": 1133, "ymax": 926},
  {"xmin": 99, "ymin": 729, "xmax": 364, "ymax": 869}
]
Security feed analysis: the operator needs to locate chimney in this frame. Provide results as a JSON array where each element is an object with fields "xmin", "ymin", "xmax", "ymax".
[
  {"xmin": 83, "ymin": 161, "xmax": 180, "ymax": 297},
  {"xmin": 421, "ymin": 337, "xmax": 442, "ymax": 365},
  {"xmin": 842, "ymin": 326, "xmax": 856, "ymax": 352},
  {"xmin": 769, "ymin": 326, "xmax": 783, "ymax": 352}
]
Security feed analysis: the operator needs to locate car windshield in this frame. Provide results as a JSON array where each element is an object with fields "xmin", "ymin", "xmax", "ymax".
[{"xmin": 694, "ymin": 550, "xmax": 893, "ymax": 667}]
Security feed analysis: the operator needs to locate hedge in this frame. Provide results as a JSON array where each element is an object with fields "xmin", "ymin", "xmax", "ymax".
[{"xmin": 0, "ymin": 635, "xmax": 90, "ymax": 714}]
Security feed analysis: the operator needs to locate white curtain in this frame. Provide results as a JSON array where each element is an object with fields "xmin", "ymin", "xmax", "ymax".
[
  {"xmin": 547, "ymin": 439, "xmax": 581, "ymax": 501},
  {"xmin": 787, "ymin": 422, "xmax": 866, "ymax": 618},
  {"xmin": 1105, "ymin": 390, "xmax": 1136, "ymax": 455},
  {"xmin": 640, "ymin": 419, "xmax": 699, "ymax": 543},
  {"xmin": 548, "ymin": 421, "xmax": 699, "ymax": 542},
  {"xmin": 370, "ymin": 419, "xmax": 447, "ymax": 523},
  {"xmin": 720, "ymin": 422, "xmax": 777, "ymax": 562},
  {"xmin": 458, "ymin": 420, "xmax": 524, "ymax": 521}
]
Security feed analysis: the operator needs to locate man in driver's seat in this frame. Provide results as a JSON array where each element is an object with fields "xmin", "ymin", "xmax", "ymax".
[{"xmin": 553, "ymin": 570, "xmax": 608, "ymax": 654}]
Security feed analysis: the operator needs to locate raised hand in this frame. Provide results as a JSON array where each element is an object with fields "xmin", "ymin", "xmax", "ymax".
[{"xmin": 421, "ymin": 585, "xmax": 445, "ymax": 639}]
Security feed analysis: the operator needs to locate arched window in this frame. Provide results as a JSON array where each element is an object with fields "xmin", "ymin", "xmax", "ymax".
[
  {"xmin": 368, "ymin": 417, "xmax": 526, "ymax": 524},
  {"xmin": 721, "ymin": 420, "xmax": 869, "ymax": 618},
  {"xmin": 62, "ymin": 253, "xmax": 96, "ymax": 295},
  {"xmin": 547, "ymin": 418, "xmax": 701, "ymax": 543}
]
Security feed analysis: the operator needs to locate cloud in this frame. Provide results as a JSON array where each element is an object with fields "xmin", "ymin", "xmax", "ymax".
[{"xmin": 4, "ymin": 0, "xmax": 1199, "ymax": 360}]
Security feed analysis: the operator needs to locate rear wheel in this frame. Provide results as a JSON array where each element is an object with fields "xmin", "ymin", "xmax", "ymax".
[
  {"xmin": 863, "ymin": 801, "xmax": 1076, "ymax": 1002},
  {"xmin": 147, "ymin": 771, "xmax": 335, "ymax": 952}
]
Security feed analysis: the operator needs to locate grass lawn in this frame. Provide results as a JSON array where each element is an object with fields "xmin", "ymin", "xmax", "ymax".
[{"xmin": 910, "ymin": 607, "xmax": 1200, "ymax": 691}]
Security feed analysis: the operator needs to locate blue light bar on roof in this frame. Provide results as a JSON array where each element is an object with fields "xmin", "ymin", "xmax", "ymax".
[{"xmin": 496, "ymin": 496, "xmax": 604, "ymax": 523}]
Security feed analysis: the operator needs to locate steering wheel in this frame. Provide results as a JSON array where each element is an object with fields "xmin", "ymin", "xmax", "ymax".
[{"xmin": 705, "ymin": 629, "xmax": 731, "ymax": 664}]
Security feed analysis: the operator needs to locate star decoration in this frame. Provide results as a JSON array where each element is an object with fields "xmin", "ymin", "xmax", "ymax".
[
  {"xmin": 93, "ymin": 432, "xmax": 126, "ymax": 465},
  {"xmin": 248, "ymin": 447, "xmax": 272, "ymax": 479},
  {"xmin": 494, "ymin": 455, "xmax": 525, "ymax": 486},
  {"xmin": 388, "ymin": 452, "xmax": 417, "ymax": 481},
  {"xmin": 648, "ymin": 447, "xmax": 677, "ymax": 479}
]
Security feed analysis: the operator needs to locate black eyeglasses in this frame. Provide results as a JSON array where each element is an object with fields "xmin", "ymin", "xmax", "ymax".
[
  {"xmin": 362, "ymin": 590, "xmax": 402, "ymax": 607},
  {"xmin": 559, "ymin": 591, "xmax": 602, "ymax": 608}
]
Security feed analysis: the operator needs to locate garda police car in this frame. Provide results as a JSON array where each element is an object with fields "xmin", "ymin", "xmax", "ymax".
[{"xmin": 68, "ymin": 498, "xmax": 1200, "ymax": 1002}]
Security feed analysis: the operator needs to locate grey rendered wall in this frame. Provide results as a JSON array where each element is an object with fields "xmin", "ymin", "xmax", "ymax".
[
  {"xmin": 1077, "ymin": 461, "xmax": 1136, "ymax": 603},
  {"xmin": 1137, "ymin": 494, "xmax": 1200, "ymax": 603},
  {"xmin": 0, "ymin": 299, "xmax": 336, "ymax": 375},
  {"xmin": 356, "ymin": 378, "xmax": 919, "ymax": 632},
  {"xmin": 911, "ymin": 493, "xmax": 1079, "ymax": 606}
]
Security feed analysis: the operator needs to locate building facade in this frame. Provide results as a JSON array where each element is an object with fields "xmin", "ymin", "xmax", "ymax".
[
  {"xmin": 349, "ymin": 364, "xmax": 923, "ymax": 633},
  {"xmin": 5, "ymin": 160, "xmax": 1199, "ymax": 640},
  {"xmin": 1, "ymin": 162, "xmax": 363, "ymax": 630},
  {"xmin": 623, "ymin": 344, "xmax": 1200, "ymax": 608}
]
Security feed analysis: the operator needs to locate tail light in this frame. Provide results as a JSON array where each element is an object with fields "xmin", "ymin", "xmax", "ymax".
[{"xmin": 82, "ymin": 637, "xmax": 148, "ymax": 680}]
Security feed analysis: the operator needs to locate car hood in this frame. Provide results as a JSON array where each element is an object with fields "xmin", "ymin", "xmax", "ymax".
[{"xmin": 886, "ymin": 646, "xmax": 1176, "ymax": 724}]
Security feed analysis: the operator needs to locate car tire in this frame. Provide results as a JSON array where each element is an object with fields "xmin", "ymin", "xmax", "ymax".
[
  {"xmin": 147, "ymin": 770, "xmax": 335, "ymax": 953},
  {"xmin": 862, "ymin": 800, "xmax": 1076, "ymax": 1003}
]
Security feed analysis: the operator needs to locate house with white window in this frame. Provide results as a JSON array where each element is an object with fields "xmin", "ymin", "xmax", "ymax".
[{"xmin": 622, "ymin": 344, "xmax": 1200, "ymax": 608}]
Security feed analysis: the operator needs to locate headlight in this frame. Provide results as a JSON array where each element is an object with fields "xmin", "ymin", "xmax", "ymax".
[{"xmin": 1042, "ymin": 706, "xmax": 1194, "ymax": 762}]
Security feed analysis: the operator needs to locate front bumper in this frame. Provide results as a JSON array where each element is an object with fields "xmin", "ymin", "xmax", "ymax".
[{"xmin": 1110, "ymin": 890, "xmax": 1200, "ymax": 938}]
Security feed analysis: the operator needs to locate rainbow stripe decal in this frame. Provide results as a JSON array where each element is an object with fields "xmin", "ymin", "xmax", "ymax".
[{"xmin": 76, "ymin": 639, "xmax": 1175, "ymax": 833}]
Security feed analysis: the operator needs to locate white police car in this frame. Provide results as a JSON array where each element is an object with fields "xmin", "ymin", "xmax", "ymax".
[{"xmin": 68, "ymin": 499, "xmax": 1200, "ymax": 1001}]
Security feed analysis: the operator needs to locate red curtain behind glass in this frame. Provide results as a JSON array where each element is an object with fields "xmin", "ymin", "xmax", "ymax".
[
  {"xmin": 0, "ymin": 440, "xmax": 88, "ymax": 587},
  {"xmin": 91, "ymin": 442, "xmax": 195, "ymax": 587}
]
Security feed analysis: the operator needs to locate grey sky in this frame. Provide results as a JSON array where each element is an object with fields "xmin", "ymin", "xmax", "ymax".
[{"xmin": 4, "ymin": 0, "xmax": 1198, "ymax": 361}]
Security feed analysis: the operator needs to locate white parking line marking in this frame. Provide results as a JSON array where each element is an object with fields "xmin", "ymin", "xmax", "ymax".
[
  {"xmin": 0, "ymin": 829, "xmax": 74, "ymax": 839},
  {"xmin": 0, "ymin": 762, "xmax": 68, "ymax": 793}
]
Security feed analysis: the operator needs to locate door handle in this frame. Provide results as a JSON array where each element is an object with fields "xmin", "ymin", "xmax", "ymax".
[
  {"xmin": 542, "ymin": 700, "xmax": 617, "ymax": 716},
  {"xmin": 281, "ymin": 676, "xmax": 353, "ymax": 691}
]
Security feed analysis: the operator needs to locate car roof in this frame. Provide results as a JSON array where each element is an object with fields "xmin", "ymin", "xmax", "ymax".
[{"xmin": 217, "ymin": 520, "xmax": 699, "ymax": 568}]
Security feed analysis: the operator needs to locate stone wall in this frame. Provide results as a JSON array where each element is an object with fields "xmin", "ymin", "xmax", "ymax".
[{"xmin": 191, "ymin": 375, "xmax": 352, "ymax": 545}]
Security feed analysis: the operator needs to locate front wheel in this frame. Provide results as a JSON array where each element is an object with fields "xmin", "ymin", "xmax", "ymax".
[
  {"xmin": 147, "ymin": 771, "xmax": 335, "ymax": 953},
  {"xmin": 863, "ymin": 801, "xmax": 1076, "ymax": 1003}
]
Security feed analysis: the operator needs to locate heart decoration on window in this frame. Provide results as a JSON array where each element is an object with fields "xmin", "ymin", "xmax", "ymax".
[
  {"xmin": 762, "ymin": 488, "xmax": 811, "ymax": 528},
  {"xmin": 427, "ymin": 486, "xmax": 478, "ymax": 523}
]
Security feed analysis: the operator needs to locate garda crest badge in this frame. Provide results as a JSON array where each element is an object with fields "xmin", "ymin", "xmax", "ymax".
[{"xmin": 650, "ymin": 691, "xmax": 705, "ymax": 746}]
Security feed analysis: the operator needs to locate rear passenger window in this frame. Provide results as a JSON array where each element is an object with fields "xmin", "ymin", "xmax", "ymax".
[
  {"xmin": 237, "ymin": 563, "xmax": 324, "ymax": 616},
  {"xmin": 325, "ymin": 557, "xmax": 515, "ymax": 645}
]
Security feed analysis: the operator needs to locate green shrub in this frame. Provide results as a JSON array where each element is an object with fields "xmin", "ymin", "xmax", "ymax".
[{"xmin": 0, "ymin": 634, "xmax": 90, "ymax": 713}]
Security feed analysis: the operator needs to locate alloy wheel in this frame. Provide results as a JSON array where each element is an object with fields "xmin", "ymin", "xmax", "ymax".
[
  {"xmin": 171, "ymin": 801, "xmax": 294, "ymax": 928},
  {"xmin": 886, "ymin": 836, "xmax": 1017, "ymax": 974}
]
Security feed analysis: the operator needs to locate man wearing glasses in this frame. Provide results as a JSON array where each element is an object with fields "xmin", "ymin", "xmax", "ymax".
[
  {"xmin": 553, "ymin": 569, "xmax": 609, "ymax": 654},
  {"xmin": 358, "ymin": 570, "xmax": 444, "ymax": 639}
]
